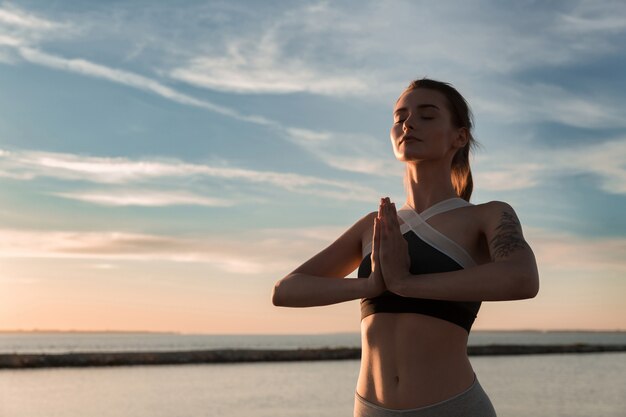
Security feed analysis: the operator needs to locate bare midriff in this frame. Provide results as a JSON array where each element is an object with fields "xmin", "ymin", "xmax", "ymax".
[{"xmin": 356, "ymin": 312, "xmax": 475, "ymax": 410}]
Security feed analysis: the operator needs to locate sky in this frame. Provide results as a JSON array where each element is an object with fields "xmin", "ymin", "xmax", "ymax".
[{"xmin": 1, "ymin": 0, "xmax": 625, "ymax": 334}]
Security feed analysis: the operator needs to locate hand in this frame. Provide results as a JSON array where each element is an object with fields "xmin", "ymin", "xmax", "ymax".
[
  {"xmin": 365, "ymin": 199, "xmax": 387, "ymax": 298},
  {"xmin": 379, "ymin": 197, "xmax": 411, "ymax": 294}
]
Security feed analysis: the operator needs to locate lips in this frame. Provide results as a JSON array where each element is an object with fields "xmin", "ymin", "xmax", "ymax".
[{"xmin": 401, "ymin": 135, "xmax": 421, "ymax": 144}]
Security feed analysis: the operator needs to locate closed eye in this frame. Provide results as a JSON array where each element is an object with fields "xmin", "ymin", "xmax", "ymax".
[{"xmin": 394, "ymin": 117, "xmax": 434, "ymax": 124}]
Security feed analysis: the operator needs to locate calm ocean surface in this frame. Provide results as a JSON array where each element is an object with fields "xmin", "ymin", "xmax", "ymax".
[
  {"xmin": 1, "ymin": 332, "xmax": 625, "ymax": 416},
  {"xmin": 1, "ymin": 330, "xmax": 625, "ymax": 354}
]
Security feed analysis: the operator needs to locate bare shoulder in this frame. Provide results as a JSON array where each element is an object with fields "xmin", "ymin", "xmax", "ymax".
[
  {"xmin": 360, "ymin": 210, "xmax": 378, "ymax": 225},
  {"xmin": 354, "ymin": 210, "xmax": 378, "ymax": 232},
  {"xmin": 360, "ymin": 209, "xmax": 379, "ymax": 235},
  {"xmin": 478, "ymin": 200, "xmax": 532, "ymax": 260},
  {"xmin": 478, "ymin": 200, "xmax": 521, "ymax": 225}
]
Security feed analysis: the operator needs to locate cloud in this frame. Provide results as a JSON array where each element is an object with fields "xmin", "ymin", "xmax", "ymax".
[
  {"xmin": 283, "ymin": 128, "xmax": 400, "ymax": 176},
  {"xmin": 555, "ymin": 1, "xmax": 626, "ymax": 34},
  {"xmin": 2, "ymin": 2, "xmax": 626, "ymax": 194},
  {"xmin": 51, "ymin": 190, "xmax": 234, "ymax": 207},
  {"xmin": 1, "ymin": 224, "xmax": 624, "ymax": 278},
  {"xmin": 473, "ymin": 136, "xmax": 626, "ymax": 194},
  {"xmin": 161, "ymin": 1, "xmax": 625, "ymax": 94},
  {"xmin": 8, "ymin": 45, "xmax": 392, "ymax": 176},
  {"xmin": 0, "ymin": 6, "xmax": 279, "ymax": 127},
  {"xmin": 157, "ymin": 1, "xmax": 379, "ymax": 97},
  {"xmin": 471, "ymin": 82, "xmax": 626, "ymax": 129},
  {"xmin": 557, "ymin": 137, "xmax": 626, "ymax": 194},
  {"xmin": 16, "ymin": 46, "xmax": 278, "ymax": 127},
  {"xmin": 0, "ymin": 227, "xmax": 344, "ymax": 275},
  {"xmin": 0, "ymin": 4, "xmax": 285, "ymax": 127},
  {"xmin": 474, "ymin": 163, "xmax": 546, "ymax": 191},
  {"xmin": 1, "ymin": 12, "xmax": 391, "ymax": 177},
  {"xmin": 0, "ymin": 148, "xmax": 379, "ymax": 202},
  {"xmin": 525, "ymin": 225, "xmax": 626, "ymax": 274},
  {"xmin": 0, "ymin": 5, "xmax": 61, "ymax": 30},
  {"xmin": 167, "ymin": 28, "xmax": 370, "ymax": 96},
  {"xmin": 0, "ymin": 4, "xmax": 77, "ymax": 55}
]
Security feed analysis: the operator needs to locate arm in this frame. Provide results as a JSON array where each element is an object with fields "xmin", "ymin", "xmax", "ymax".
[
  {"xmin": 273, "ymin": 273, "xmax": 370, "ymax": 307},
  {"xmin": 272, "ymin": 212, "xmax": 376, "ymax": 307},
  {"xmin": 393, "ymin": 201, "xmax": 539, "ymax": 301}
]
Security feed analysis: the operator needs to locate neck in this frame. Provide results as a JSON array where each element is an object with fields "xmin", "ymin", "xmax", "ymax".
[{"xmin": 404, "ymin": 160, "xmax": 458, "ymax": 213}]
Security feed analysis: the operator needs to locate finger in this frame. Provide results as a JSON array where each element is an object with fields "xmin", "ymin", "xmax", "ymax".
[
  {"xmin": 390, "ymin": 202, "xmax": 399, "ymax": 228},
  {"xmin": 371, "ymin": 217, "xmax": 377, "ymax": 258},
  {"xmin": 372, "ymin": 217, "xmax": 378, "ymax": 244},
  {"xmin": 380, "ymin": 214, "xmax": 388, "ymax": 236},
  {"xmin": 387, "ymin": 200, "xmax": 395, "ymax": 230},
  {"xmin": 372, "ymin": 219, "xmax": 380, "ymax": 259},
  {"xmin": 382, "ymin": 199, "xmax": 388, "ymax": 221},
  {"xmin": 372, "ymin": 217, "xmax": 379, "ymax": 243}
]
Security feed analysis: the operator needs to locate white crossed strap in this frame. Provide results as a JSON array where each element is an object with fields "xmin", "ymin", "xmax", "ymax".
[{"xmin": 361, "ymin": 197, "xmax": 477, "ymax": 269}]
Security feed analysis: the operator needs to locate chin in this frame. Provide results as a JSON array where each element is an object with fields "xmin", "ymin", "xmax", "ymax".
[{"xmin": 396, "ymin": 153, "xmax": 421, "ymax": 162}]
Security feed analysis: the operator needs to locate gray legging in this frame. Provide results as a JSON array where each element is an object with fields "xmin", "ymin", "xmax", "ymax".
[{"xmin": 354, "ymin": 373, "xmax": 497, "ymax": 417}]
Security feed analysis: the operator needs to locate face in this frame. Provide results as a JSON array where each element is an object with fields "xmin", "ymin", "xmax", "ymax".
[{"xmin": 390, "ymin": 88, "xmax": 467, "ymax": 163}]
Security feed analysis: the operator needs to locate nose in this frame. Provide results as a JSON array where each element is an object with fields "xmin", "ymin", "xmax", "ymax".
[{"xmin": 403, "ymin": 115, "xmax": 415, "ymax": 131}]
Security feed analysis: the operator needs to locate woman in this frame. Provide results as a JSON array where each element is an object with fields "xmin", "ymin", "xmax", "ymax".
[{"xmin": 272, "ymin": 78, "xmax": 539, "ymax": 416}]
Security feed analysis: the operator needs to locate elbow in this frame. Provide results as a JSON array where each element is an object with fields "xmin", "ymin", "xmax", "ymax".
[
  {"xmin": 516, "ymin": 273, "xmax": 539, "ymax": 300},
  {"xmin": 272, "ymin": 283, "xmax": 283, "ymax": 306},
  {"xmin": 272, "ymin": 276, "xmax": 292, "ymax": 306},
  {"xmin": 527, "ymin": 277, "xmax": 540, "ymax": 299}
]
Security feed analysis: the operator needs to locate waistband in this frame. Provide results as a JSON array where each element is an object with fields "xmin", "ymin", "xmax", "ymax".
[{"xmin": 354, "ymin": 374, "xmax": 496, "ymax": 417}]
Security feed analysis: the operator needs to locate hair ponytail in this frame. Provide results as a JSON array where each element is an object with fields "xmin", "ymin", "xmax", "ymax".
[{"xmin": 451, "ymin": 140, "xmax": 473, "ymax": 201}]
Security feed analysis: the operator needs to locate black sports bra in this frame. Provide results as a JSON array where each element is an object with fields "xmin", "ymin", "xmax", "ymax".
[{"xmin": 357, "ymin": 197, "xmax": 482, "ymax": 333}]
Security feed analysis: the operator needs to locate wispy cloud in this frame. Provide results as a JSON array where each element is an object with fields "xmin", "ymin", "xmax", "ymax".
[
  {"xmin": 161, "ymin": 1, "xmax": 626, "ymax": 92},
  {"xmin": 51, "ymin": 190, "xmax": 234, "ymax": 207},
  {"xmin": 0, "ymin": 5, "xmax": 60, "ymax": 29},
  {"xmin": 11, "ymin": 45, "xmax": 398, "ymax": 177},
  {"xmin": 0, "ymin": 148, "xmax": 379, "ymax": 202},
  {"xmin": 5, "ymin": 2, "xmax": 626, "ymax": 104},
  {"xmin": 283, "ymin": 128, "xmax": 399, "ymax": 176},
  {"xmin": 474, "ymin": 163, "xmax": 546, "ymax": 191},
  {"xmin": 0, "ymin": 4, "xmax": 77, "ymax": 57},
  {"xmin": 1, "ymin": 225, "xmax": 624, "ymax": 277},
  {"xmin": 525, "ymin": 225, "xmax": 626, "ymax": 273},
  {"xmin": 167, "ymin": 24, "xmax": 370, "ymax": 96},
  {"xmin": 16, "ymin": 47, "xmax": 278, "ymax": 126},
  {"xmin": 1, "ymin": 5, "xmax": 266, "ymax": 123},
  {"xmin": 557, "ymin": 137, "xmax": 626, "ymax": 194},
  {"xmin": 0, "ymin": 6, "xmax": 391, "ymax": 177},
  {"xmin": 3, "ymin": 133, "xmax": 625, "ymax": 203},
  {"xmin": 473, "ymin": 136, "xmax": 626, "ymax": 194},
  {"xmin": 555, "ymin": 1, "xmax": 626, "ymax": 34},
  {"xmin": 0, "ymin": 227, "xmax": 341, "ymax": 274},
  {"xmin": 472, "ymin": 82, "xmax": 626, "ymax": 129},
  {"xmin": 2, "ymin": 2, "xmax": 625, "ymax": 197}
]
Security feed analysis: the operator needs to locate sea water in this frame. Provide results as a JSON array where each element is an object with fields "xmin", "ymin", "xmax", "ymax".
[
  {"xmin": 1, "ymin": 332, "xmax": 625, "ymax": 416},
  {"xmin": 1, "ymin": 330, "xmax": 625, "ymax": 354},
  {"xmin": 0, "ymin": 353, "xmax": 624, "ymax": 417}
]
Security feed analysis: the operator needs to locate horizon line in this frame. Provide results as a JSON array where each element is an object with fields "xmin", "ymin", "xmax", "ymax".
[{"xmin": 1, "ymin": 328, "xmax": 625, "ymax": 334}]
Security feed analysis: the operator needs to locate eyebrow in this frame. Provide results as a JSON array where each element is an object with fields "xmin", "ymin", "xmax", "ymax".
[{"xmin": 394, "ymin": 104, "xmax": 440, "ymax": 115}]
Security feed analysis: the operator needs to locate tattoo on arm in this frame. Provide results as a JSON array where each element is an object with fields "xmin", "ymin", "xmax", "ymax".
[{"xmin": 490, "ymin": 211, "xmax": 529, "ymax": 259}]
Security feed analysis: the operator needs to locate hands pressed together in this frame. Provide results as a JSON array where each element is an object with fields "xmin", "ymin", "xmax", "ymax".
[{"xmin": 366, "ymin": 197, "xmax": 411, "ymax": 298}]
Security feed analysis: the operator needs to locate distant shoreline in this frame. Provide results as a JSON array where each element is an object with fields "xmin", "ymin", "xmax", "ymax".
[
  {"xmin": 1, "ymin": 329, "xmax": 625, "ymax": 334},
  {"xmin": 2, "ymin": 344, "xmax": 625, "ymax": 369}
]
